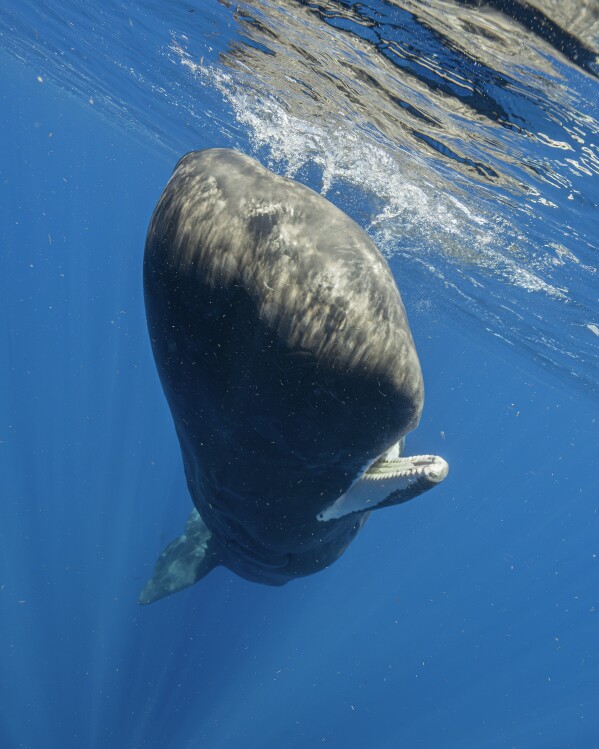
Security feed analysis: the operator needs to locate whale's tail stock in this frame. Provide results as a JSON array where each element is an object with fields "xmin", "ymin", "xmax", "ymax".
[{"xmin": 139, "ymin": 509, "xmax": 221, "ymax": 605}]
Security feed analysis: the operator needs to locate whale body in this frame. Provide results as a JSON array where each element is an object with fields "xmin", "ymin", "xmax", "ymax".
[{"xmin": 140, "ymin": 148, "xmax": 447, "ymax": 604}]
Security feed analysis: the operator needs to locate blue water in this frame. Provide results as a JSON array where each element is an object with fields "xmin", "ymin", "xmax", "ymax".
[{"xmin": 1, "ymin": 2, "xmax": 598, "ymax": 748}]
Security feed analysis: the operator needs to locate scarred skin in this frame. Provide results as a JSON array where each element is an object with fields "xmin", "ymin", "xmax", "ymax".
[{"xmin": 142, "ymin": 148, "xmax": 425, "ymax": 591}]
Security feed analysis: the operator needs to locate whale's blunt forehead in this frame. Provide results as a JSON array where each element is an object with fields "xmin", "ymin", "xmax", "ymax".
[{"xmin": 149, "ymin": 149, "xmax": 423, "ymax": 415}]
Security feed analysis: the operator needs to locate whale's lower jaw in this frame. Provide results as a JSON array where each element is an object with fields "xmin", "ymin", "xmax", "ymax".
[{"xmin": 316, "ymin": 454, "xmax": 449, "ymax": 522}]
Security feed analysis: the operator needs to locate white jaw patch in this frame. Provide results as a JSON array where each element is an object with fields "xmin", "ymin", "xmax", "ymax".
[{"xmin": 317, "ymin": 454, "xmax": 448, "ymax": 522}]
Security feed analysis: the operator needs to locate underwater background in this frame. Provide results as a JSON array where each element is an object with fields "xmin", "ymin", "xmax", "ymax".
[{"xmin": 1, "ymin": 1, "xmax": 598, "ymax": 747}]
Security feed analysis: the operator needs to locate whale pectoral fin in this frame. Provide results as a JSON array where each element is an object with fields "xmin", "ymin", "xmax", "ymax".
[
  {"xmin": 138, "ymin": 509, "xmax": 221, "ymax": 605},
  {"xmin": 316, "ymin": 454, "xmax": 449, "ymax": 522}
]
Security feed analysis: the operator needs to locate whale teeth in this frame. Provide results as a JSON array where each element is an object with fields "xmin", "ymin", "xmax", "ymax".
[
  {"xmin": 317, "ymin": 453, "xmax": 449, "ymax": 522},
  {"xmin": 363, "ymin": 454, "xmax": 447, "ymax": 482}
]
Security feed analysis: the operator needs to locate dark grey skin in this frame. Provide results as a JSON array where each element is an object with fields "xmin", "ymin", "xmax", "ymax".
[{"xmin": 140, "ymin": 149, "xmax": 447, "ymax": 604}]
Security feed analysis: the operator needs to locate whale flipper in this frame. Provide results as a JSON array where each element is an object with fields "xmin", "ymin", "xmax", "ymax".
[
  {"xmin": 316, "ymin": 453, "xmax": 449, "ymax": 522},
  {"xmin": 139, "ymin": 509, "xmax": 221, "ymax": 605}
]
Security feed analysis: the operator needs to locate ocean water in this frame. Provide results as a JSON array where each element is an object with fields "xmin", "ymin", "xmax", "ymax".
[{"xmin": 0, "ymin": 1, "xmax": 598, "ymax": 748}]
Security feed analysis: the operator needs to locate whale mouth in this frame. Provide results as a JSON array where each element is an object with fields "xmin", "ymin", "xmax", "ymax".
[
  {"xmin": 365, "ymin": 454, "xmax": 449, "ymax": 484},
  {"xmin": 317, "ymin": 454, "xmax": 449, "ymax": 522}
]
